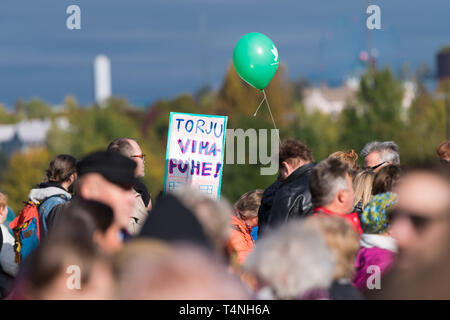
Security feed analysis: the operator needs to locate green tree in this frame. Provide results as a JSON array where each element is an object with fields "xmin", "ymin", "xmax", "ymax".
[
  {"xmin": 337, "ymin": 68, "xmax": 405, "ymax": 159},
  {"xmin": 292, "ymin": 102, "xmax": 339, "ymax": 162},
  {"xmin": 16, "ymin": 98, "xmax": 53, "ymax": 119},
  {"xmin": 221, "ymin": 113, "xmax": 278, "ymax": 203},
  {"xmin": 48, "ymin": 98, "xmax": 141, "ymax": 157},
  {"xmin": 399, "ymin": 84, "xmax": 446, "ymax": 162},
  {"xmin": 46, "ymin": 97, "xmax": 166, "ymax": 199},
  {"xmin": 0, "ymin": 104, "xmax": 20, "ymax": 124},
  {"xmin": 216, "ymin": 62, "xmax": 293, "ymax": 128},
  {"xmin": 0, "ymin": 148, "xmax": 51, "ymax": 213}
]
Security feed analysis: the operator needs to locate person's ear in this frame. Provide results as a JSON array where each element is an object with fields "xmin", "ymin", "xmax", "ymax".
[
  {"xmin": 0, "ymin": 206, "xmax": 7, "ymax": 223},
  {"xmin": 92, "ymin": 230, "xmax": 103, "ymax": 248},
  {"xmin": 337, "ymin": 189, "xmax": 347, "ymax": 204},
  {"xmin": 280, "ymin": 161, "xmax": 290, "ymax": 177},
  {"xmin": 146, "ymin": 199, "xmax": 152, "ymax": 211}
]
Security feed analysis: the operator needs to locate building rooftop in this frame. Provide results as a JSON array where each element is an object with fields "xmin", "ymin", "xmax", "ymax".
[{"xmin": 0, "ymin": 119, "xmax": 51, "ymax": 144}]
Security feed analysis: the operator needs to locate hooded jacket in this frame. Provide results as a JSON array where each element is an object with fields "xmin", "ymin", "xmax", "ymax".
[
  {"xmin": 28, "ymin": 183, "xmax": 71, "ymax": 235},
  {"xmin": 353, "ymin": 234, "xmax": 397, "ymax": 291},
  {"xmin": 228, "ymin": 215, "xmax": 254, "ymax": 265}
]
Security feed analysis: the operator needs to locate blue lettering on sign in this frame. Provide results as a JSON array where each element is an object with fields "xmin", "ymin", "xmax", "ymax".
[
  {"xmin": 169, "ymin": 158, "xmax": 178, "ymax": 174},
  {"xmin": 202, "ymin": 162, "xmax": 212, "ymax": 176},
  {"xmin": 169, "ymin": 159, "xmax": 222, "ymax": 178},
  {"xmin": 185, "ymin": 120, "xmax": 194, "ymax": 132},
  {"xmin": 178, "ymin": 139, "xmax": 189, "ymax": 154},
  {"xmin": 196, "ymin": 119, "xmax": 205, "ymax": 134},
  {"xmin": 199, "ymin": 184, "xmax": 213, "ymax": 194},
  {"xmin": 174, "ymin": 118, "xmax": 224, "ymax": 138},
  {"xmin": 199, "ymin": 141, "xmax": 209, "ymax": 155},
  {"xmin": 213, "ymin": 122, "xmax": 223, "ymax": 138},
  {"xmin": 178, "ymin": 160, "xmax": 188, "ymax": 173},
  {"xmin": 191, "ymin": 160, "xmax": 201, "ymax": 175},
  {"xmin": 177, "ymin": 138, "xmax": 222, "ymax": 157},
  {"xmin": 175, "ymin": 118, "xmax": 184, "ymax": 131}
]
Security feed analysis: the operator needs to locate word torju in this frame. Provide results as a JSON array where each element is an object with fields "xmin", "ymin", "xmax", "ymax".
[
  {"xmin": 169, "ymin": 159, "xmax": 222, "ymax": 178},
  {"xmin": 174, "ymin": 118, "xmax": 224, "ymax": 138}
]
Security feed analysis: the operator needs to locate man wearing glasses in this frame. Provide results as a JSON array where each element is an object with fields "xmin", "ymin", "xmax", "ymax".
[
  {"xmin": 107, "ymin": 138, "xmax": 151, "ymax": 235},
  {"xmin": 372, "ymin": 164, "xmax": 450, "ymax": 299},
  {"xmin": 360, "ymin": 141, "xmax": 400, "ymax": 172}
]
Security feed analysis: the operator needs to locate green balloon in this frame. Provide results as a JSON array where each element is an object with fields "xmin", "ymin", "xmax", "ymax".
[{"xmin": 233, "ymin": 32, "xmax": 279, "ymax": 90}]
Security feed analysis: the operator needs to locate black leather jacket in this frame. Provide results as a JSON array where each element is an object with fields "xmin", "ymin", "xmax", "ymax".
[{"xmin": 258, "ymin": 162, "xmax": 315, "ymax": 238}]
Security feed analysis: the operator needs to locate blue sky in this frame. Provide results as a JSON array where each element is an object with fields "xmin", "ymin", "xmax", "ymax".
[{"xmin": 0, "ymin": 0, "xmax": 449, "ymax": 107}]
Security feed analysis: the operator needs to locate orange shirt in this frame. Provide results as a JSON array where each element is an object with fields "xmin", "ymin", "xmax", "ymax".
[{"xmin": 228, "ymin": 215, "xmax": 255, "ymax": 265}]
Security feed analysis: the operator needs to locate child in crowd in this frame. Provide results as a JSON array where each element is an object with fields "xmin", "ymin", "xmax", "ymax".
[{"xmin": 353, "ymin": 192, "xmax": 397, "ymax": 292}]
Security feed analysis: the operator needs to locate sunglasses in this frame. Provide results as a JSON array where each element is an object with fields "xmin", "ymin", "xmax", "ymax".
[
  {"xmin": 131, "ymin": 154, "xmax": 146, "ymax": 162},
  {"xmin": 389, "ymin": 209, "xmax": 448, "ymax": 233},
  {"xmin": 365, "ymin": 161, "xmax": 388, "ymax": 171}
]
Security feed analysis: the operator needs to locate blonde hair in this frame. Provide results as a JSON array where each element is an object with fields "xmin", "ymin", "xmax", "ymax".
[
  {"xmin": 303, "ymin": 215, "xmax": 360, "ymax": 280},
  {"xmin": 0, "ymin": 192, "xmax": 7, "ymax": 211},
  {"xmin": 353, "ymin": 170, "xmax": 375, "ymax": 208},
  {"xmin": 328, "ymin": 150, "xmax": 360, "ymax": 172}
]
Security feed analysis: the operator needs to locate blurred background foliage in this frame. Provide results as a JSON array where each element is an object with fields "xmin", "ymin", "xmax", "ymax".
[{"xmin": 0, "ymin": 63, "xmax": 447, "ymax": 212}]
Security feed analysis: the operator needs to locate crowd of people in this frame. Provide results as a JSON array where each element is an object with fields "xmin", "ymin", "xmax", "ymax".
[{"xmin": 0, "ymin": 137, "xmax": 449, "ymax": 300}]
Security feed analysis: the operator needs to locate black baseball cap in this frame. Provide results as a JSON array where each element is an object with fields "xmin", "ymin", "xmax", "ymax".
[
  {"xmin": 139, "ymin": 193, "xmax": 214, "ymax": 252},
  {"xmin": 76, "ymin": 151, "xmax": 138, "ymax": 189}
]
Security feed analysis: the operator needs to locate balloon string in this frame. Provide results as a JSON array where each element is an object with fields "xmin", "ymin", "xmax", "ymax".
[
  {"xmin": 262, "ymin": 90, "xmax": 281, "ymax": 144},
  {"xmin": 253, "ymin": 94, "xmax": 266, "ymax": 117}
]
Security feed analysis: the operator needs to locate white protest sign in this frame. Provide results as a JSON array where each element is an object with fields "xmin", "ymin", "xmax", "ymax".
[{"xmin": 163, "ymin": 112, "xmax": 228, "ymax": 199}]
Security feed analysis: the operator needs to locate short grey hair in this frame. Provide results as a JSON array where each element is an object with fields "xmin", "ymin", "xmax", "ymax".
[
  {"xmin": 107, "ymin": 138, "xmax": 138, "ymax": 157},
  {"xmin": 309, "ymin": 158, "xmax": 351, "ymax": 208},
  {"xmin": 360, "ymin": 141, "xmax": 400, "ymax": 165},
  {"xmin": 243, "ymin": 220, "xmax": 334, "ymax": 299}
]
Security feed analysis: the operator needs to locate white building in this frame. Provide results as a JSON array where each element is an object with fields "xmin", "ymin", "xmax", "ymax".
[
  {"xmin": 302, "ymin": 78, "xmax": 416, "ymax": 115},
  {"xmin": 402, "ymin": 81, "xmax": 416, "ymax": 109},
  {"xmin": 94, "ymin": 54, "xmax": 112, "ymax": 107},
  {"xmin": 0, "ymin": 119, "xmax": 51, "ymax": 156},
  {"xmin": 302, "ymin": 79, "xmax": 358, "ymax": 116}
]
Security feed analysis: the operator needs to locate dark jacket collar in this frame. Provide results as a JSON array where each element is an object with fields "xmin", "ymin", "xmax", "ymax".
[
  {"xmin": 280, "ymin": 162, "xmax": 315, "ymax": 186},
  {"xmin": 134, "ymin": 179, "xmax": 151, "ymax": 207},
  {"xmin": 38, "ymin": 182, "xmax": 67, "ymax": 192}
]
